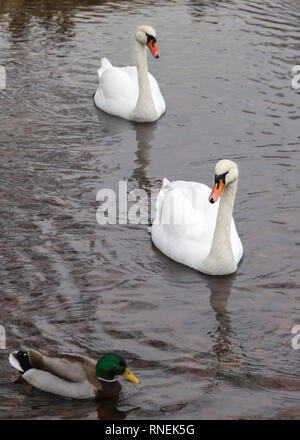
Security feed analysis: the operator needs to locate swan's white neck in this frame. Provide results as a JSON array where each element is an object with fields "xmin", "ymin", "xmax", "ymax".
[
  {"xmin": 202, "ymin": 180, "xmax": 238, "ymax": 275},
  {"xmin": 132, "ymin": 40, "xmax": 157, "ymax": 121}
]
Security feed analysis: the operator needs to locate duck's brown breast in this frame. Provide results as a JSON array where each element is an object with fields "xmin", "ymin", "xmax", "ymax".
[{"xmin": 95, "ymin": 380, "xmax": 121, "ymax": 400}]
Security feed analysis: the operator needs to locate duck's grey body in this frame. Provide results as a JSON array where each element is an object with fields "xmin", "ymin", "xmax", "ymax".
[{"xmin": 9, "ymin": 349, "xmax": 121, "ymax": 399}]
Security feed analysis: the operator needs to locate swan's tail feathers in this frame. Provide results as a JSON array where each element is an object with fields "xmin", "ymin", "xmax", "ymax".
[
  {"xmin": 153, "ymin": 178, "xmax": 171, "ymax": 225},
  {"xmin": 101, "ymin": 57, "xmax": 112, "ymax": 70},
  {"xmin": 97, "ymin": 57, "xmax": 112, "ymax": 79},
  {"xmin": 9, "ymin": 351, "xmax": 32, "ymax": 374}
]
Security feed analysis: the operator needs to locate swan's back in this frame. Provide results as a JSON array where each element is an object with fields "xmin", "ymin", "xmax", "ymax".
[{"xmin": 94, "ymin": 62, "xmax": 139, "ymax": 119}]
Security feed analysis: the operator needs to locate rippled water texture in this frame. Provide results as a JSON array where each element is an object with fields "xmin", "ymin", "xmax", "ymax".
[{"xmin": 0, "ymin": 0, "xmax": 300, "ymax": 419}]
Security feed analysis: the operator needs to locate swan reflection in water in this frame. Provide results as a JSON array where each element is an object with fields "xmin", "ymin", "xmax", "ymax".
[
  {"xmin": 94, "ymin": 101, "xmax": 157, "ymax": 190},
  {"xmin": 207, "ymin": 274, "xmax": 238, "ymax": 365},
  {"xmin": 131, "ymin": 122, "xmax": 157, "ymax": 189}
]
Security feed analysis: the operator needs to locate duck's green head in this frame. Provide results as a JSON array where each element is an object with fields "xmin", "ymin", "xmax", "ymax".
[{"xmin": 96, "ymin": 353, "xmax": 139, "ymax": 384}]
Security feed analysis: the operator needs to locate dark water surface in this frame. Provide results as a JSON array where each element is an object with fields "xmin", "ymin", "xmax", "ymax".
[{"xmin": 0, "ymin": 0, "xmax": 300, "ymax": 419}]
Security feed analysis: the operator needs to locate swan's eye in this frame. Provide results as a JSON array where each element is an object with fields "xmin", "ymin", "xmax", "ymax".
[
  {"xmin": 146, "ymin": 33, "xmax": 156, "ymax": 44},
  {"xmin": 215, "ymin": 172, "xmax": 228, "ymax": 189}
]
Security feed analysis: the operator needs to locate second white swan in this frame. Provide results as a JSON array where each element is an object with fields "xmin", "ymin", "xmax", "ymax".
[
  {"xmin": 94, "ymin": 25, "xmax": 166, "ymax": 122},
  {"xmin": 151, "ymin": 160, "xmax": 243, "ymax": 276}
]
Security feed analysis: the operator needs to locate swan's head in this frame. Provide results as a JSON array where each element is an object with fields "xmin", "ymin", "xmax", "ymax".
[
  {"xmin": 209, "ymin": 159, "xmax": 239, "ymax": 204},
  {"xmin": 135, "ymin": 25, "xmax": 159, "ymax": 58}
]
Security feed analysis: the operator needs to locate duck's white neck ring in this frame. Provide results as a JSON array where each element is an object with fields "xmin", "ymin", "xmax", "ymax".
[{"xmin": 97, "ymin": 377, "xmax": 117, "ymax": 383}]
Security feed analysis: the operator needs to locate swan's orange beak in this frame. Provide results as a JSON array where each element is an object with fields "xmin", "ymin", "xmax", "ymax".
[
  {"xmin": 209, "ymin": 179, "xmax": 224, "ymax": 204},
  {"xmin": 147, "ymin": 40, "xmax": 159, "ymax": 58}
]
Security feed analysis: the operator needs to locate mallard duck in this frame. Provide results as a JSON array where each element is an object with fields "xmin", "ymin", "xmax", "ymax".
[
  {"xmin": 151, "ymin": 159, "xmax": 243, "ymax": 276},
  {"xmin": 94, "ymin": 25, "xmax": 166, "ymax": 122},
  {"xmin": 9, "ymin": 349, "xmax": 139, "ymax": 399}
]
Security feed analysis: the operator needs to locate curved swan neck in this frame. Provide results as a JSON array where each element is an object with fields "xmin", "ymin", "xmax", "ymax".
[
  {"xmin": 207, "ymin": 179, "xmax": 238, "ymax": 263},
  {"xmin": 133, "ymin": 40, "xmax": 156, "ymax": 118}
]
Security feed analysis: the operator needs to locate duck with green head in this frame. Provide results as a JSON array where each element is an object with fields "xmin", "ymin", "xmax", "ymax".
[{"xmin": 9, "ymin": 348, "xmax": 139, "ymax": 399}]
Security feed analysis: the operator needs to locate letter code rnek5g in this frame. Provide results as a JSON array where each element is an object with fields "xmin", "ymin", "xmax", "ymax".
[{"xmin": 149, "ymin": 425, "xmax": 195, "ymax": 435}]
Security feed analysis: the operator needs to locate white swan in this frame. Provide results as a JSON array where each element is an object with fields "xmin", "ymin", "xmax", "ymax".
[
  {"xmin": 151, "ymin": 160, "xmax": 243, "ymax": 276},
  {"xmin": 94, "ymin": 25, "xmax": 166, "ymax": 122}
]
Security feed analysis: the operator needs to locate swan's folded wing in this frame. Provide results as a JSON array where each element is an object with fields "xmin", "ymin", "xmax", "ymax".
[
  {"xmin": 152, "ymin": 179, "xmax": 220, "ymax": 257},
  {"xmin": 148, "ymin": 72, "xmax": 166, "ymax": 115},
  {"xmin": 97, "ymin": 57, "xmax": 113, "ymax": 79},
  {"xmin": 230, "ymin": 218, "xmax": 244, "ymax": 263},
  {"xmin": 155, "ymin": 180, "xmax": 217, "ymax": 225},
  {"xmin": 153, "ymin": 182, "xmax": 206, "ymax": 236},
  {"xmin": 100, "ymin": 66, "xmax": 138, "ymax": 101}
]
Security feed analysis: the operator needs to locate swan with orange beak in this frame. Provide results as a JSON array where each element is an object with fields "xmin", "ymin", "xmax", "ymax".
[
  {"xmin": 151, "ymin": 160, "xmax": 243, "ymax": 276},
  {"xmin": 94, "ymin": 25, "xmax": 166, "ymax": 122}
]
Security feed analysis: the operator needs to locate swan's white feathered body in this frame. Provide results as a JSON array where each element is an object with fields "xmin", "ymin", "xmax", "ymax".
[
  {"xmin": 94, "ymin": 25, "xmax": 166, "ymax": 122},
  {"xmin": 151, "ymin": 165, "xmax": 243, "ymax": 276},
  {"xmin": 94, "ymin": 57, "xmax": 166, "ymax": 121}
]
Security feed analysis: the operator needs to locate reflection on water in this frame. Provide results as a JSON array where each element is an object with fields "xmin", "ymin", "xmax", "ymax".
[
  {"xmin": 97, "ymin": 401, "xmax": 140, "ymax": 420},
  {"xmin": 131, "ymin": 123, "xmax": 156, "ymax": 189},
  {"xmin": 208, "ymin": 276, "xmax": 236, "ymax": 364},
  {"xmin": 1, "ymin": 0, "xmax": 76, "ymax": 44},
  {"xmin": 1, "ymin": 0, "xmax": 300, "ymax": 420}
]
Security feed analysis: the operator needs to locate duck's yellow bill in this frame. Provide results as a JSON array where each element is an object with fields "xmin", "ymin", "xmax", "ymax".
[{"xmin": 122, "ymin": 368, "xmax": 140, "ymax": 384}]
